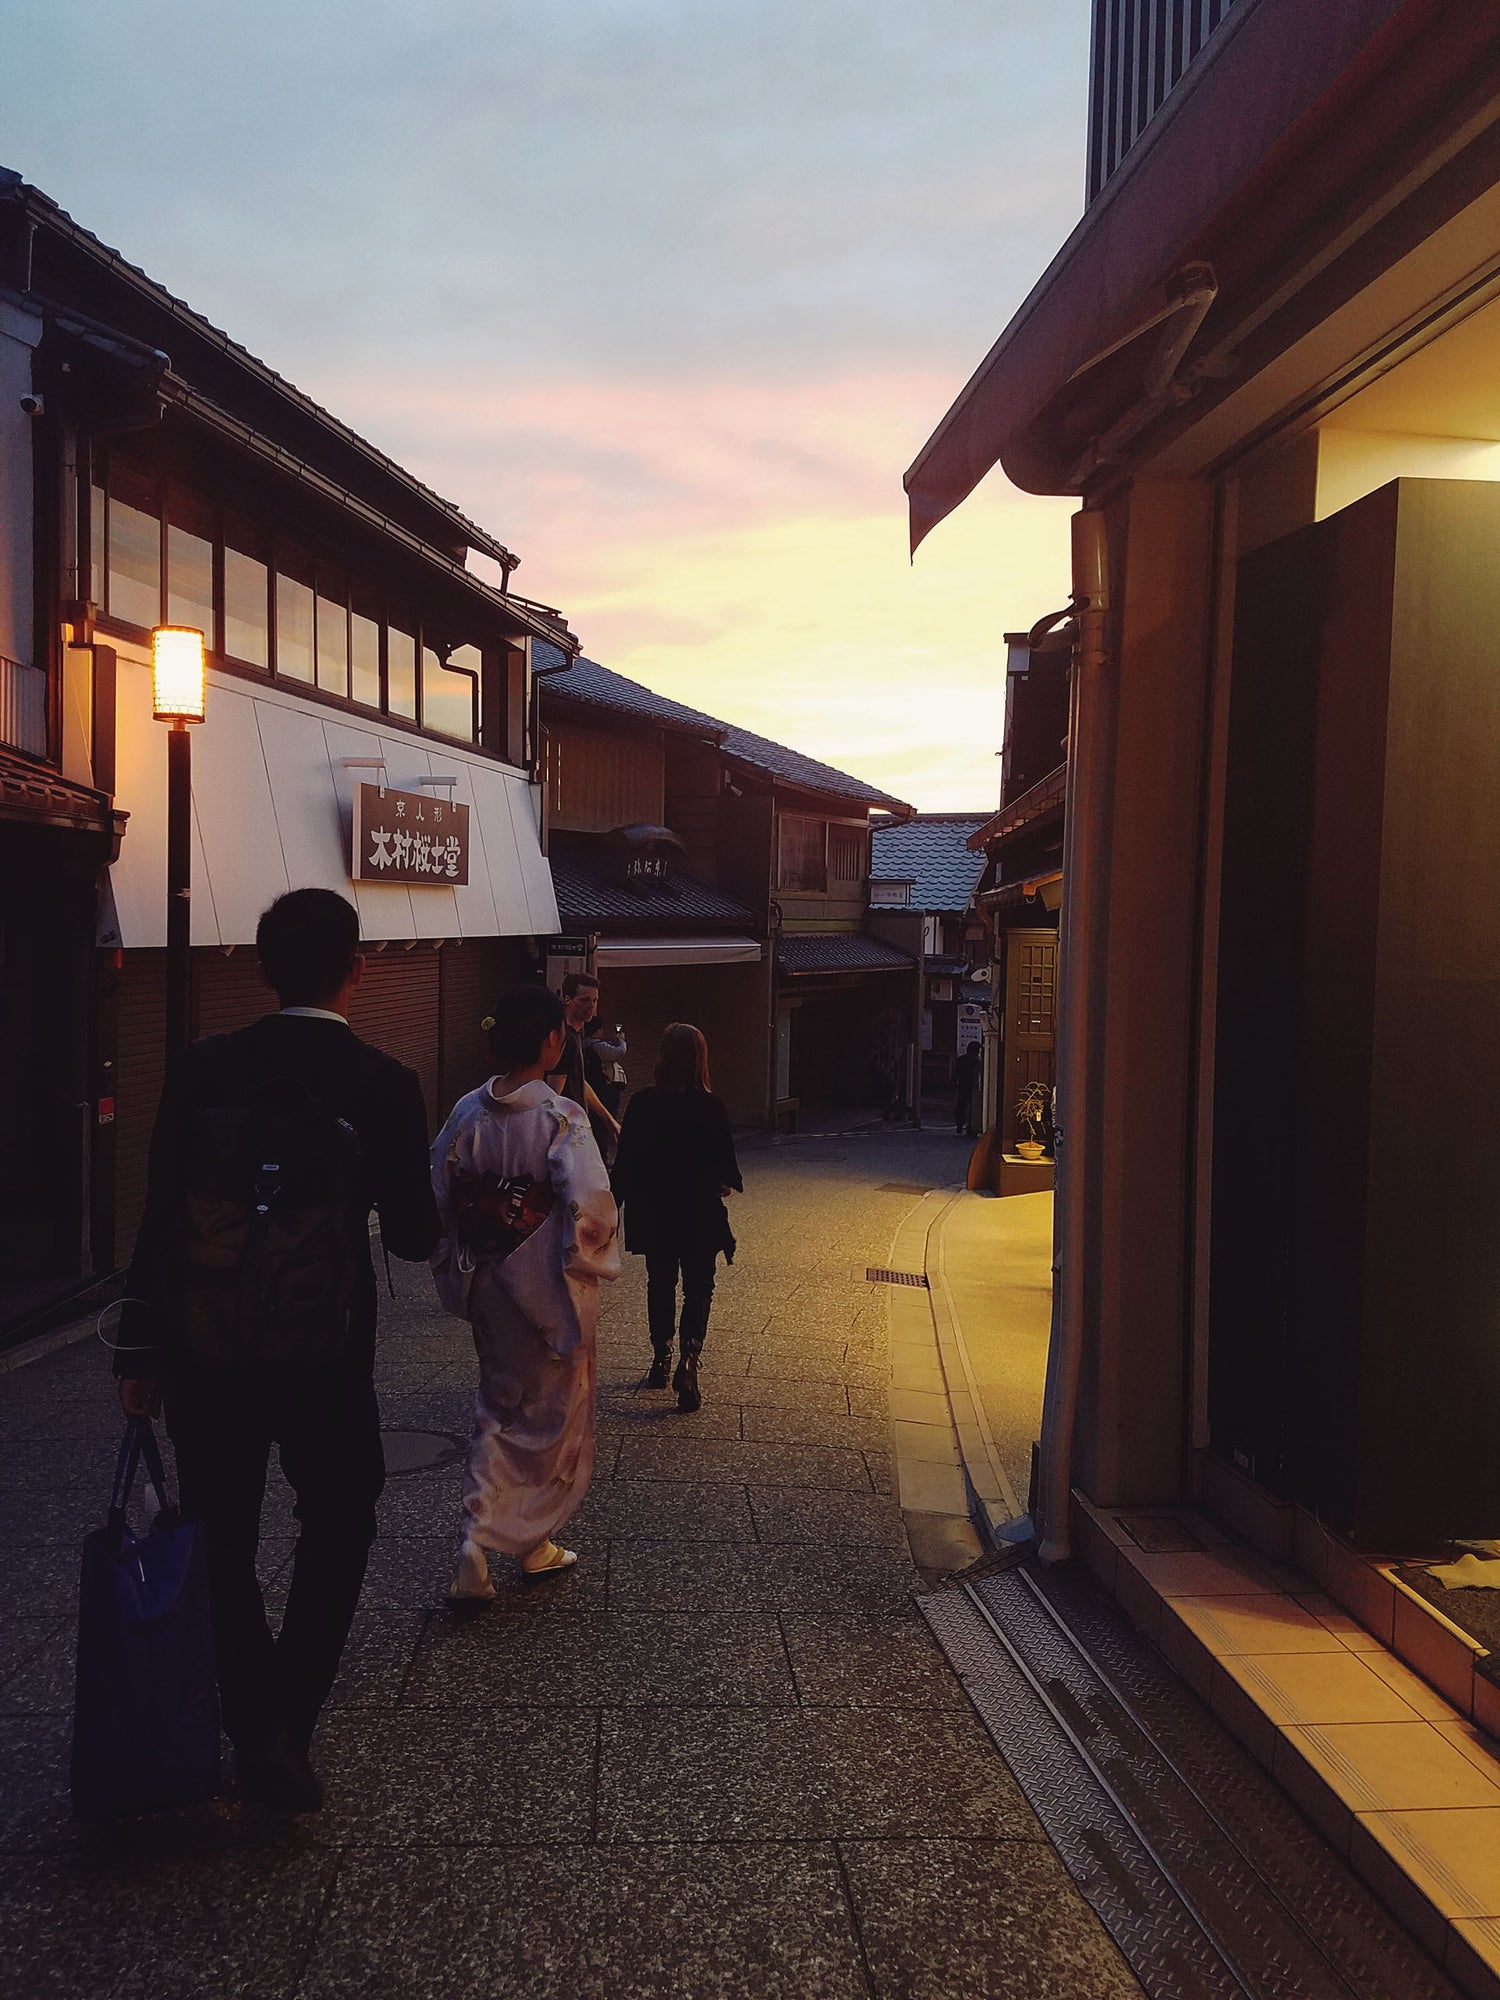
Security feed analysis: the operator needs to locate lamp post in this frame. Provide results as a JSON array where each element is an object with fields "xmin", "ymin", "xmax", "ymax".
[{"xmin": 152, "ymin": 627, "xmax": 206, "ymax": 1061}]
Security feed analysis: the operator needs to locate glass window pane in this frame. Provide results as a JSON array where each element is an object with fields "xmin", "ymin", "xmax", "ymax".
[
  {"xmin": 350, "ymin": 610, "xmax": 381, "ymax": 708},
  {"xmin": 166, "ymin": 525, "xmax": 214, "ymax": 643},
  {"xmin": 275, "ymin": 571, "xmax": 315, "ymax": 683},
  {"xmin": 387, "ymin": 621, "xmax": 416, "ymax": 719},
  {"xmin": 423, "ymin": 642, "xmax": 478, "ymax": 741},
  {"xmin": 89, "ymin": 482, "xmax": 104, "ymax": 605},
  {"xmin": 107, "ymin": 499, "xmax": 161, "ymax": 628},
  {"xmin": 224, "ymin": 547, "xmax": 269, "ymax": 667},
  {"xmin": 316, "ymin": 595, "xmax": 349, "ymax": 698}
]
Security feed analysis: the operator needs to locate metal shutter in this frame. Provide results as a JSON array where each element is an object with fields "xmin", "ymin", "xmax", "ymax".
[{"xmin": 347, "ymin": 948, "xmax": 441, "ymax": 1135}]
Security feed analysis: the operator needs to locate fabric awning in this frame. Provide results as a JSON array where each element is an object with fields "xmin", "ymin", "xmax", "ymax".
[
  {"xmin": 592, "ymin": 935, "xmax": 762, "ymax": 969},
  {"xmin": 904, "ymin": 0, "xmax": 1489, "ymax": 535},
  {"xmin": 103, "ymin": 649, "xmax": 559, "ymax": 948}
]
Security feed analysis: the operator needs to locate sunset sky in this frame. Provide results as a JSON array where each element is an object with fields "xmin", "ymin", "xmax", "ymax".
[{"xmin": 4, "ymin": 2, "xmax": 1087, "ymax": 808}]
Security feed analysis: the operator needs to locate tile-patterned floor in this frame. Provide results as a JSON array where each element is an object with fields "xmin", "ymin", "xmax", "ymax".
[
  {"xmin": 1085, "ymin": 1499, "xmax": 1500, "ymax": 1996},
  {"xmin": 0, "ymin": 1126, "xmax": 1141, "ymax": 1998}
]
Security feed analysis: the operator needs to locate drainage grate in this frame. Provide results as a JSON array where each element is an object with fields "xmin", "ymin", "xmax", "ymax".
[
  {"xmin": 922, "ymin": 1566, "xmax": 1459, "ymax": 2000},
  {"xmin": 876, "ymin": 1180, "xmax": 937, "ymax": 1195},
  {"xmin": 865, "ymin": 1266, "xmax": 929, "ymax": 1288}
]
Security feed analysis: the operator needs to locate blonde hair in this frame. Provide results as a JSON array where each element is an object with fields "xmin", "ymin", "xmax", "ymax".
[{"xmin": 655, "ymin": 1021, "xmax": 710, "ymax": 1092}]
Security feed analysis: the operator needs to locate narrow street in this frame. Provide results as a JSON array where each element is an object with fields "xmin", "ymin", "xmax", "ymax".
[{"xmin": 0, "ymin": 1127, "xmax": 1139, "ymax": 2000}]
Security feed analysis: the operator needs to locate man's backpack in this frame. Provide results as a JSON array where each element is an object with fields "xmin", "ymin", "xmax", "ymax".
[{"xmin": 172, "ymin": 1072, "xmax": 375, "ymax": 1369}]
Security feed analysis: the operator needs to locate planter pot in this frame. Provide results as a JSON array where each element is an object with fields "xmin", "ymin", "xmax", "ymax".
[{"xmin": 1016, "ymin": 1140, "xmax": 1046, "ymax": 1160}]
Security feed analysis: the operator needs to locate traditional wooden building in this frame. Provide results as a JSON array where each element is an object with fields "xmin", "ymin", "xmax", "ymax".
[
  {"xmin": 538, "ymin": 654, "xmax": 917, "ymax": 1127},
  {"xmin": 0, "ymin": 170, "xmax": 567, "ymax": 1340}
]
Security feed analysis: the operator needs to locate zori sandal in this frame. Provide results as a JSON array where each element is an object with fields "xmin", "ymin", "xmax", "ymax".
[{"xmin": 521, "ymin": 1540, "xmax": 578, "ymax": 1579}]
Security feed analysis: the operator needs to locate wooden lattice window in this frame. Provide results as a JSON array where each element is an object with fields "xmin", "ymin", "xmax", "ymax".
[
  {"xmin": 778, "ymin": 815, "xmax": 828, "ymax": 892},
  {"xmin": 829, "ymin": 824, "xmax": 866, "ymax": 883}
]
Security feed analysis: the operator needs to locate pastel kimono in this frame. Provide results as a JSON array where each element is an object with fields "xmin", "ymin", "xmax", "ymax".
[{"xmin": 430, "ymin": 1077, "xmax": 619, "ymax": 1556}]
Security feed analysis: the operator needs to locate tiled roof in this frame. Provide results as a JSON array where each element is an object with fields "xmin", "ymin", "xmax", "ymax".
[
  {"xmin": 536, "ymin": 649, "xmax": 722, "ymax": 736},
  {"xmin": 870, "ymin": 815, "xmax": 989, "ymax": 911},
  {"xmin": 548, "ymin": 848, "xmax": 756, "ymax": 927},
  {"xmin": 775, "ymin": 932, "xmax": 915, "ymax": 976},
  {"xmin": 967, "ymin": 764, "xmax": 1067, "ymax": 851},
  {"xmin": 538, "ymin": 653, "xmax": 911, "ymax": 811},
  {"xmin": 717, "ymin": 721, "xmax": 907, "ymax": 811}
]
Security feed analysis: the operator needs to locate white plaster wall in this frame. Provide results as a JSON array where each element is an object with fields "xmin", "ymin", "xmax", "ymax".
[
  {"xmin": 105, "ymin": 642, "xmax": 560, "ymax": 948},
  {"xmin": 0, "ymin": 299, "xmax": 42, "ymax": 669}
]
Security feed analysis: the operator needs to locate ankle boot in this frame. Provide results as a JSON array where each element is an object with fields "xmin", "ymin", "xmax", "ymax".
[
  {"xmin": 647, "ymin": 1344, "xmax": 671, "ymax": 1389},
  {"xmin": 674, "ymin": 1352, "xmax": 701, "ymax": 1413}
]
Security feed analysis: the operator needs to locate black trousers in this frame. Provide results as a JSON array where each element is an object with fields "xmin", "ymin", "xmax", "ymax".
[
  {"xmin": 164, "ymin": 1365, "xmax": 385, "ymax": 1759},
  {"xmin": 645, "ymin": 1248, "xmax": 718, "ymax": 1358}
]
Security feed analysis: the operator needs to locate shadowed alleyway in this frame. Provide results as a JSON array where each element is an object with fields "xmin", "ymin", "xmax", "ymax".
[{"xmin": 0, "ymin": 1128, "xmax": 1138, "ymax": 1999}]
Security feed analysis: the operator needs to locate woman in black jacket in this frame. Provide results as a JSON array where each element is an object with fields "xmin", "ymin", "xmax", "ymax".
[{"xmin": 610, "ymin": 1022, "xmax": 742, "ymax": 1412}]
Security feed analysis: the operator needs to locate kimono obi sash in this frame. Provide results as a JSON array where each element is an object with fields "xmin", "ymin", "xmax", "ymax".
[{"xmin": 450, "ymin": 1168, "xmax": 555, "ymax": 1265}]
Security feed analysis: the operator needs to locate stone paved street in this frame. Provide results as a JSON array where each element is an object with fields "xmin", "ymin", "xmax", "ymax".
[{"xmin": 0, "ymin": 1127, "xmax": 1138, "ymax": 1999}]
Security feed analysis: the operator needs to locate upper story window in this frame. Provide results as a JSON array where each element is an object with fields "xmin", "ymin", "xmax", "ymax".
[
  {"xmin": 778, "ymin": 815, "xmax": 828, "ymax": 894},
  {"xmin": 829, "ymin": 823, "xmax": 867, "ymax": 885},
  {"xmin": 91, "ymin": 454, "xmax": 487, "ymax": 747}
]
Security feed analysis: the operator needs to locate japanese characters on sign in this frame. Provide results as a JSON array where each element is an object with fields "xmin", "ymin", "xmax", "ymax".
[
  {"xmin": 352, "ymin": 782, "xmax": 470, "ymax": 886},
  {"xmin": 623, "ymin": 852, "xmax": 671, "ymax": 885}
]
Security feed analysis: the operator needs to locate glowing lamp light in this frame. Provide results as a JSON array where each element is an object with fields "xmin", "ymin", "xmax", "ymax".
[{"xmin": 152, "ymin": 626, "xmax": 207, "ymax": 723}]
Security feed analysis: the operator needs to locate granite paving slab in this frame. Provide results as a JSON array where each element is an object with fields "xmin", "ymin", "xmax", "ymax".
[
  {"xmin": 598, "ymin": 1706, "xmax": 1040, "ymax": 1841},
  {"xmin": 607, "ymin": 1543, "xmax": 915, "ymax": 1615},
  {"xmin": 841, "ymin": 1837, "xmax": 1143, "ymax": 2000},
  {"xmin": 569, "ymin": 1477, "xmax": 756, "ymax": 1542},
  {"xmin": 740, "ymin": 1407, "xmax": 889, "ymax": 1451},
  {"xmin": 309, "ymin": 1708, "xmax": 594, "ymax": 1845},
  {"xmin": 615, "ymin": 1436, "xmax": 874, "ymax": 1491},
  {"xmin": 298, "ymin": 1841, "xmax": 869, "ymax": 2000},
  {"xmin": 782, "ymin": 1613, "xmax": 969, "ymax": 1709},
  {"xmin": 747, "ymin": 1485, "xmax": 908, "ymax": 1547},
  {"xmin": 594, "ymin": 1394, "xmax": 744, "ymax": 1442},
  {"xmin": 404, "ymin": 1610, "xmax": 797, "ymax": 1709}
]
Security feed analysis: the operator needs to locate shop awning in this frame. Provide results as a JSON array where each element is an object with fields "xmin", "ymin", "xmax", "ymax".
[
  {"xmin": 102, "ymin": 650, "xmax": 559, "ymax": 948},
  {"xmin": 592, "ymin": 935, "xmax": 762, "ymax": 969},
  {"xmin": 904, "ymin": 0, "xmax": 1495, "ymax": 530}
]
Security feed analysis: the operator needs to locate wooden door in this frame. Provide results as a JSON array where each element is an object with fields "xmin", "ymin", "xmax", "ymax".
[{"xmin": 1002, "ymin": 928, "xmax": 1057, "ymax": 1148}]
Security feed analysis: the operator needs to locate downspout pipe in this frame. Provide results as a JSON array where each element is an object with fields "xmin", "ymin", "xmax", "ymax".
[{"xmin": 1037, "ymin": 507, "xmax": 1111, "ymax": 1566}]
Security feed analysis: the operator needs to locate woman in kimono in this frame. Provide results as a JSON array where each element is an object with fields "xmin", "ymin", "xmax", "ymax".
[
  {"xmin": 430, "ymin": 984, "xmax": 619, "ymax": 1599},
  {"xmin": 610, "ymin": 1022, "xmax": 742, "ymax": 1412}
]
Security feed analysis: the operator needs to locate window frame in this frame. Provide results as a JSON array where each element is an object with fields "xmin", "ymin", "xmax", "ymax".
[{"xmin": 89, "ymin": 449, "xmax": 494, "ymax": 752}]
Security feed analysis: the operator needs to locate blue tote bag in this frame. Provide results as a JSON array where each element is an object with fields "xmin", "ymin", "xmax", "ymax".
[{"xmin": 70, "ymin": 1419, "xmax": 221, "ymax": 1822}]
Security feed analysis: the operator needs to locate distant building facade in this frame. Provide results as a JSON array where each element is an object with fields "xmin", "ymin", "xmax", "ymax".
[{"xmin": 538, "ymin": 655, "xmax": 917, "ymax": 1129}]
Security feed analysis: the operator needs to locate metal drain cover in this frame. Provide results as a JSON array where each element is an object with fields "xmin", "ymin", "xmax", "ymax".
[
  {"xmin": 866, "ymin": 1266, "xmax": 929, "ymax": 1288},
  {"xmin": 381, "ymin": 1428, "xmax": 464, "ymax": 1475}
]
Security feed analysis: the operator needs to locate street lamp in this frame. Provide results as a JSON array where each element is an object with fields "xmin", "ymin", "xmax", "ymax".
[{"xmin": 152, "ymin": 626, "xmax": 206, "ymax": 1060}]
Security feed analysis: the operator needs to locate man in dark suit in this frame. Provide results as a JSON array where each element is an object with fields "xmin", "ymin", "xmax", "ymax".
[{"xmin": 116, "ymin": 889, "xmax": 440, "ymax": 1812}]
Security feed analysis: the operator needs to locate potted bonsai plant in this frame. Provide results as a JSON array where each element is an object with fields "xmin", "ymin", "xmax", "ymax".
[{"xmin": 1014, "ymin": 1079, "xmax": 1051, "ymax": 1160}]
